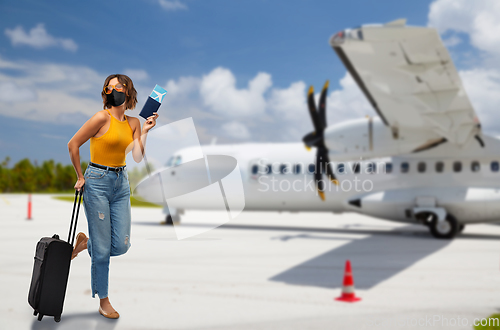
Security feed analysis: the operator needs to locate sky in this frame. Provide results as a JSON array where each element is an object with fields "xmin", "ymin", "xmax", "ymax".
[{"xmin": 1, "ymin": 0, "xmax": 500, "ymax": 166}]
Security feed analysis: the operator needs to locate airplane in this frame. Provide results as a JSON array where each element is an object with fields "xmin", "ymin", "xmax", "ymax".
[
  {"xmin": 151, "ymin": 90, "xmax": 167, "ymax": 103},
  {"xmin": 134, "ymin": 19, "xmax": 500, "ymax": 239}
]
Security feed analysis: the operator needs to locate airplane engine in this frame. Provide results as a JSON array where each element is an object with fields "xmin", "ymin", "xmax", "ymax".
[{"xmin": 323, "ymin": 117, "xmax": 444, "ymax": 161}]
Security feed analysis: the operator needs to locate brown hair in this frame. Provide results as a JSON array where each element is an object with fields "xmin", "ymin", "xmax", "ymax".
[{"xmin": 101, "ymin": 74, "xmax": 138, "ymax": 110}]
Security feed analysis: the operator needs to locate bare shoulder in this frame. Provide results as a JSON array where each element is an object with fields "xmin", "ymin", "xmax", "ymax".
[
  {"xmin": 127, "ymin": 115, "xmax": 140, "ymax": 129},
  {"xmin": 92, "ymin": 110, "xmax": 110, "ymax": 122}
]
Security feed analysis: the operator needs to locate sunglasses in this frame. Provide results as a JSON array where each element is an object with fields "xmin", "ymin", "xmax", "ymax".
[{"xmin": 104, "ymin": 83, "xmax": 126, "ymax": 94}]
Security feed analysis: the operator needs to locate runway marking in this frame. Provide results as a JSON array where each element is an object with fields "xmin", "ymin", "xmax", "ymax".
[{"xmin": 1, "ymin": 196, "xmax": 10, "ymax": 205}]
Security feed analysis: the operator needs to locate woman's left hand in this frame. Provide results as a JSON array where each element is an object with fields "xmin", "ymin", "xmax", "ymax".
[{"xmin": 142, "ymin": 112, "xmax": 159, "ymax": 133}]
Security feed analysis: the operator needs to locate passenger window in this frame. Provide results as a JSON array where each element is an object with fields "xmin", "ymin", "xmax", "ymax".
[
  {"xmin": 174, "ymin": 156, "xmax": 182, "ymax": 166},
  {"xmin": 280, "ymin": 164, "xmax": 288, "ymax": 174},
  {"xmin": 266, "ymin": 164, "xmax": 272, "ymax": 174},
  {"xmin": 471, "ymin": 161, "xmax": 480, "ymax": 172},
  {"xmin": 401, "ymin": 162, "xmax": 409, "ymax": 173},
  {"xmin": 435, "ymin": 162, "xmax": 444, "ymax": 173},
  {"xmin": 453, "ymin": 161, "xmax": 462, "ymax": 172},
  {"xmin": 385, "ymin": 162, "xmax": 393, "ymax": 174},
  {"xmin": 293, "ymin": 164, "xmax": 301, "ymax": 174},
  {"xmin": 308, "ymin": 164, "xmax": 315, "ymax": 174},
  {"xmin": 251, "ymin": 165, "xmax": 258, "ymax": 175},
  {"xmin": 353, "ymin": 163, "xmax": 360, "ymax": 174},
  {"xmin": 337, "ymin": 163, "xmax": 345, "ymax": 174},
  {"xmin": 491, "ymin": 161, "xmax": 499, "ymax": 172},
  {"xmin": 418, "ymin": 162, "xmax": 426, "ymax": 173},
  {"xmin": 366, "ymin": 162, "xmax": 376, "ymax": 174}
]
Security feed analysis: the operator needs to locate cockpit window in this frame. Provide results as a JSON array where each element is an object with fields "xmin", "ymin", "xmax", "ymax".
[
  {"xmin": 251, "ymin": 165, "xmax": 259, "ymax": 175},
  {"xmin": 166, "ymin": 156, "xmax": 182, "ymax": 167},
  {"xmin": 293, "ymin": 164, "xmax": 302, "ymax": 174},
  {"xmin": 266, "ymin": 164, "xmax": 272, "ymax": 174},
  {"xmin": 308, "ymin": 164, "xmax": 315, "ymax": 174},
  {"xmin": 165, "ymin": 156, "xmax": 174, "ymax": 167},
  {"xmin": 453, "ymin": 161, "xmax": 462, "ymax": 172}
]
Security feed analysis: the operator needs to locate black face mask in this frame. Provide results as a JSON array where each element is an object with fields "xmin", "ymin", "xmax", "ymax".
[{"xmin": 106, "ymin": 89, "xmax": 126, "ymax": 107}]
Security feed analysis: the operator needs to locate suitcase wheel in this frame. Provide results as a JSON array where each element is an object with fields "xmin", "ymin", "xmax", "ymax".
[
  {"xmin": 33, "ymin": 310, "xmax": 38, "ymax": 316},
  {"xmin": 54, "ymin": 315, "xmax": 61, "ymax": 323},
  {"xmin": 37, "ymin": 314, "xmax": 43, "ymax": 321}
]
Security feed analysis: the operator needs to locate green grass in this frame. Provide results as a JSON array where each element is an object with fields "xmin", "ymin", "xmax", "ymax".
[
  {"xmin": 52, "ymin": 195, "xmax": 162, "ymax": 208},
  {"xmin": 474, "ymin": 314, "xmax": 500, "ymax": 329}
]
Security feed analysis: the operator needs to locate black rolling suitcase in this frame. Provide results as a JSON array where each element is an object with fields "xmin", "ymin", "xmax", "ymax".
[{"xmin": 28, "ymin": 190, "xmax": 83, "ymax": 322}]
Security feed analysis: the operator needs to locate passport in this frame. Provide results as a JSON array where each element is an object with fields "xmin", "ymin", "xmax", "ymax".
[{"xmin": 139, "ymin": 84, "xmax": 167, "ymax": 120}]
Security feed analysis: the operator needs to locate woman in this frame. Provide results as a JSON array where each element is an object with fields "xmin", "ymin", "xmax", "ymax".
[{"xmin": 67, "ymin": 74, "xmax": 158, "ymax": 319}]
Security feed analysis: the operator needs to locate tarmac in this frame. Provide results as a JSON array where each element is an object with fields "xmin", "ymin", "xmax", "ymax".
[{"xmin": 1, "ymin": 193, "xmax": 500, "ymax": 329}]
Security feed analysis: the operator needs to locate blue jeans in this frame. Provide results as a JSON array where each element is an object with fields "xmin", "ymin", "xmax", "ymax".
[{"xmin": 82, "ymin": 163, "xmax": 131, "ymax": 299}]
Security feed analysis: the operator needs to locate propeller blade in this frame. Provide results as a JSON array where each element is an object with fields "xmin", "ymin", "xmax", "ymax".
[
  {"xmin": 318, "ymin": 80, "xmax": 329, "ymax": 129},
  {"xmin": 319, "ymin": 147, "xmax": 337, "ymax": 185},
  {"xmin": 315, "ymin": 150, "xmax": 325, "ymax": 201},
  {"xmin": 307, "ymin": 86, "xmax": 322, "ymax": 134}
]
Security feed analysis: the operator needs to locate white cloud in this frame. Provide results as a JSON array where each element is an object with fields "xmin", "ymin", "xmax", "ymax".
[
  {"xmin": 158, "ymin": 0, "xmax": 187, "ymax": 11},
  {"xmin": 200, "ymin": 67, "xmax": 272, "ymax": 117},
  {"xmin": 221, "ymin": 121, "xmax": 251, "ymax": 139},
  {"xmin": 327, "ymin": 73, "xmax": 375, "ymax": 121},
  {"xmin": 460, "ymin": 68, "xmax": 500, "ymax": 133},
  {"xmin": 428, "ymin": 0, "xmax": 500, "ymax": 55},
  {"xmin": 427, "ymin": 0, "xmax": 500, "ymax": 135},
  {"xmin": 123, "ymin": 69, "xmax": 149, "ymax": 82},
  {"xmin": 0, "ymin": 54, "xmax": 378, "ymax": 142},
  {"xmin": 0, "ymin": 81, "xmax": 37, "ymax": 103},
  {"xmin": 268, "ymin": 81, "xmax": 307, "ymax": 121},
  {"xmin": 165, "ymin": 76, "xmax": 200, "ymax": 98},
  {"xmin": 0, "ymin": 56, "xmax": 103, "ymax": 124},
  {"xmin": 5, "ymin": 23, "xmax": 78, "ymax": 52},
  {"xmin": 159, "ymin": 76, "xmax": 207, "ymax": 122},
  {"xmin": 443, "ymin": 35, "xmax": 462, "ymax": 47}
]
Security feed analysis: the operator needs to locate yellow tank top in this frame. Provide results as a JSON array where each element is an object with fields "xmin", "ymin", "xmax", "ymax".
[{"xmin": 90, "ymin": 109, "xmax": 134, "ymax": 167}]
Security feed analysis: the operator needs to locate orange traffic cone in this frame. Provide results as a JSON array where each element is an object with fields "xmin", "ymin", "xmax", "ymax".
[{"xmin": 335, "ymin": 260, "xmax": 361, "ymax": 302}]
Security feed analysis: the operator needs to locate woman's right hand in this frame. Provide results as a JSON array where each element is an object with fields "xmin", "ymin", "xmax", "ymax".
[{"xmin": 74, "ymin": 177, "xmax": 85, "ymax": 192}]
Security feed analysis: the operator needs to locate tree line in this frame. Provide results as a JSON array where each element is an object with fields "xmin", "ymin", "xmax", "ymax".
[{"xmin": 0, "ymin": 157, "xmax": 152, "ymax": 193}]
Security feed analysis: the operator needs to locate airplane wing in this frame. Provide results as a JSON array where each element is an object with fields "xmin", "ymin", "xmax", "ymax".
[{"xmin": 330, "ymin": 19, "xmax": 481, "ymax": 146}]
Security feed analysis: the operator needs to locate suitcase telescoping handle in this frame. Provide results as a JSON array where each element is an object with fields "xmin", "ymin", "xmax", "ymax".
[{"xmin": 67, "ymin": 190, "xmax": 83, "ymax": 246}]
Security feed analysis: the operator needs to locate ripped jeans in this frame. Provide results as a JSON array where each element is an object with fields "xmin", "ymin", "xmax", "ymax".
[{"xmin": 82, "ymin": 163, "xmax": 131, "ymax": 299}]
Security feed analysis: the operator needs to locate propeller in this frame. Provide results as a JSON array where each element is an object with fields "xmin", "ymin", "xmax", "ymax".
[{"xmin": 302, "ymin": 80, "xmax": 338, "ymax": 201}]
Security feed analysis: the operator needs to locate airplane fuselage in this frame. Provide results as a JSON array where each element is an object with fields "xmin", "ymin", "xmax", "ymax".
[{"xmin": 164, "ymin": 134, "xmax": 500, "ymax": 226}]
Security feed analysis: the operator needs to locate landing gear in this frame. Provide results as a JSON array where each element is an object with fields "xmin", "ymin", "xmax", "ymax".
[
  {"xmin": 165, "ymin": 215, "xmax": 174, "ymax": 225},
  {"xmin": 429, "ymin": 214, "xmax": 459, "ymax": 239},
  {"xmin": 164, "ymin": 214, "xmax": 180, "ymax": 225},
  {"xmin": 162, "ymin": 207, "xmax": 183, "ymax": 225},
  {"xmin": 415, "ymin": 211, "xmax": 459, "ymax": 239}
]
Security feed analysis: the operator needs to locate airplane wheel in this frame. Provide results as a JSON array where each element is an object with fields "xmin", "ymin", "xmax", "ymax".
[
  {"xmin": 165, "ymin": 215, "xmax": 174, "ymax": 225},
  {"xmin": 429, "ymin": 214, "xmax": 458, "ymax": 239}
]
